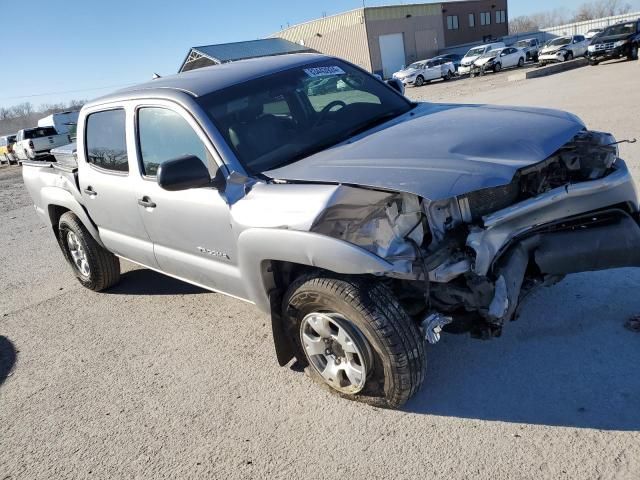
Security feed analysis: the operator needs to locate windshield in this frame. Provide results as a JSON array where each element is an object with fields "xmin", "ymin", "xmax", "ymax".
[
  {"xmin": 24, "ymin": 127, "xmax": 58, "ymax": 139},
  {"xmin": 198, "ymin": 59, "xmax": 412, "ymax": 174},
  {"xmin": 480, "ymin": 49, "xmax": 501, "ymax": 58},
  {"xmin": 465, "ymin": 46, "xmax": 486, "ymax": 57},
  {"xmin": 602, "ymin": 23, "xmax": 637, "ymax": 36},
  {"xmin": 546, "ymin": 37, "xmax": 571, "ymax": 47},
  {"xmin": 406, "ymin": 62, "xmax": 424, "ymax": 70}
]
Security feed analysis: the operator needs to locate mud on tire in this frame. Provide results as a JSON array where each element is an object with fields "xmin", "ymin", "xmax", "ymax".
[
  {"xmin": 58, "ymin": 212, "xmax": 121, "ymax": 291},
  {"xmin": 283, "ymin": 274, "xmax": 426, "ymax": 409}
]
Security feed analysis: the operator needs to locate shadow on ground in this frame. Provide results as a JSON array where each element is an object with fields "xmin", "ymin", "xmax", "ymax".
[
  {"xmin": 0, "ymin": 336, "xmax": 17, "ymax": 387},
  {"xmin": 105, "ymin": 269, "xmax": 208, "ymax": 296},
  {"xmin": 405, "ymin": 269, "xmax": 640, "ymax": 431}
]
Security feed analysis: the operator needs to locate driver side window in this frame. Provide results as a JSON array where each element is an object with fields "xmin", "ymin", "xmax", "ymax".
[{"xmin": 137, "ymin": 107, "xmax": 210, "ymax": 177}]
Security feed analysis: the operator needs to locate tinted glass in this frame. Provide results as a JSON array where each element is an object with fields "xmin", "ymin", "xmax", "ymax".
[
  {"xmin": 138, "ymin": 107, "xmax": 209, "ymax": 177},
  {"xmin": 85, "ymin": 109, "xmax": 128, "ymax": 172},
  {"xmin": 198, "ymin": 59, "xmax": 410, "ymax": 174},
  {"xmin": 24, "ymin": 127, "xmax": 58, "ymax": 139}
]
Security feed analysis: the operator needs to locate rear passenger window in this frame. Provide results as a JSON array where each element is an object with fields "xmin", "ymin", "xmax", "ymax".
[
  {"xmin": 85, "ymin": 109, "xmax": 128, "ymax": 173},
  {"xmin": 137, "ymin": 107, "xmax": 209, "ymax": 177}
]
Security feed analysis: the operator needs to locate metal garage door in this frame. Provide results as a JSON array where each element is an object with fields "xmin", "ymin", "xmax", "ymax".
[{"xmin": 379, "ymin": 33, "xmax": 405, "ymax": 79}]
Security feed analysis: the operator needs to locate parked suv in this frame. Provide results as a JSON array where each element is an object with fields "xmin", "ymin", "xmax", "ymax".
[
  {"xmin": 22, "ymin": 54, "xmax": 640, "ymax": 408},
  {"xmin": 538, "ymin": 35, "xmax": 588, "ymax": 65},
  {"xmin": 14, "ymin": 127, "xmax": 71, "ymax": 162},
  {"xmin": 512, "ymin": 38, "xmax": 540, "ymax": 61},
  {"xmin": 587, "ymin": 19, "xmax": 640, "ymax": 65},
  {"xmin": 0, "ymin": 135, "xmax": 18, "ymax": 165}
]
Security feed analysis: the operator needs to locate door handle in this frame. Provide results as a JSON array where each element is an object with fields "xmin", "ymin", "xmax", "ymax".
[
  {"xmin": 84, "ymin": 186, "xmax": 97, "ymax": 196},
  {"xmin": 138, "ymin": 197, "xmax": 157, "ymax": 209}
]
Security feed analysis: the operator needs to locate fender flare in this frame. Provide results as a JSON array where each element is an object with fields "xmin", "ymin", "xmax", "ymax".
[
  {"xmin": 237, "ymin": 228, "xmax": 397, "ymax": 366},
  {"xmin": 40, "ymin": 186, "xmax": 105, "ymax": 248},
  {"xmin": 237, "ymin": 228, "xmax": 396, "ymax": 312}
]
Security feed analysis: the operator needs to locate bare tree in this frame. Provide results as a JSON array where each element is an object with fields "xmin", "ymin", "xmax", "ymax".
[{"xmin": 0, "ymin": 100, "xmax": 86, "ymax": 135}]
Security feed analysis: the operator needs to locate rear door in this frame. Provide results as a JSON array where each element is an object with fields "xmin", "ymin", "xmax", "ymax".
[{"xmin": 77, "ymin": 106, "xmax": 157, "ymax": 267}]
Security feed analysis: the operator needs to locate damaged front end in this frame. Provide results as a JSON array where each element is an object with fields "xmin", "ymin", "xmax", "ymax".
[{"xmin": 310, "ymin": 130, "xmax": 640, "ymax": 341}]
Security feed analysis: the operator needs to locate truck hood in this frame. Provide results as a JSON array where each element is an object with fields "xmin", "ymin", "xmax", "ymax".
[
  {"xmin": 592, "ymin": 33, "xmax": 635, "ymax": 44},
  {"xmin": 264, "ymin": 102, "xmax": 586, "ymax": 201},
  {"xmin": 540, "ymin": 44, "xmax": 568, "ymax": 54}
]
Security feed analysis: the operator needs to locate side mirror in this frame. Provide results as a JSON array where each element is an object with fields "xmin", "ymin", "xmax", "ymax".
[
  {"xmin": 386, "ymin": 78, "xmax": 405, "ymax": 96},
  {"xmin": 157, "ymin": 155, "xmax": 214, "ymax": 191}
]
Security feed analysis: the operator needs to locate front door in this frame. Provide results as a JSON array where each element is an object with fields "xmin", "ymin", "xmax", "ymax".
[
  {"xmin": 78, "ymin": 107, "xmax": 157, "ymax": 267},
  {"xmin": 131, "ymin": 104, "xmax": 246, "ymax": 299}
]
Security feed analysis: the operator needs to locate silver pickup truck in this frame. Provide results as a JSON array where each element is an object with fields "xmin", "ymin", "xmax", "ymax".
[{"xmin": 22, "ymin": 54, "xmax": 640, "ymax": 408}]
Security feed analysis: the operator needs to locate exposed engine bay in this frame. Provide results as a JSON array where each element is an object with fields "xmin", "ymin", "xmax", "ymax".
[{"xmin": 308, "ymin": 130, "xmax": 640, "ymax": 340}]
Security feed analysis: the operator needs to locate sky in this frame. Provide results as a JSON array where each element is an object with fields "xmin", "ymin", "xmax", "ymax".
[{"xmin": 1, "ymin": 0, "xmax": 639, "ymax": 109}]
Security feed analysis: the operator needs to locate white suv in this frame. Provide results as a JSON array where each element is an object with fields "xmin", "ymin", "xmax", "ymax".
[{"xmin": 538, "ymin": 35, "xmax": 589, "ymax": 65}]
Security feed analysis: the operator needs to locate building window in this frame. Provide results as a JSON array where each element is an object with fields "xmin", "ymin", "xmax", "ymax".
[
  {"xmin": 447, "ymin": 15, "xmax": 459, "ymax": 30},
  {"xmin": 480, "ymin": 12, "xmax": 491, "ymax": 26},
  {"xmin": 468, "ymin": 13, "xmax": 475, "ymax": 27},
  {"xmin": 495, "ymin": 10, "xmax": 506, "ymax": 24}
]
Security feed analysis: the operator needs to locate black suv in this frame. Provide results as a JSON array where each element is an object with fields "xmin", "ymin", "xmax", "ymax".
[{"xmin": 587, "ymin": 19, "xmax": 640, "ymax": 64}]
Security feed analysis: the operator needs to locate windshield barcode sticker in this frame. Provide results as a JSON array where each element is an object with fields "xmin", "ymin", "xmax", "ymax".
[{"xmin": 303, "ymin": 66, "xmax": 346, "ymax": 77}]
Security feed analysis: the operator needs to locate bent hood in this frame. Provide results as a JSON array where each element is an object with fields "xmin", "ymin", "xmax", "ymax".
[{"xmin": 265, "ymin": 103, "xmax": 585, "ymax": 201}]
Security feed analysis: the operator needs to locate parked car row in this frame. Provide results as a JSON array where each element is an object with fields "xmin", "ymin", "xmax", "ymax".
[
  {"xmin": 0, "ymin": 127, "xmax": 71, "ymax": 165},
  {"xmin": 0, "ymin": 111, "xmax": 79, "ymax": 166}
]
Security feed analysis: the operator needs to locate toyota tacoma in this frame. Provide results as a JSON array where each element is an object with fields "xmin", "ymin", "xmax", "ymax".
[{"xmin": 22, "ymin": 54, "xmax": 640, "ymax": 408}]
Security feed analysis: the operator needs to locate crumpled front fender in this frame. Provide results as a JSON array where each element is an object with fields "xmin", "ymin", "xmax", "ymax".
[{"xmin": 237, "ymin": 228, "xmax": 397, "ymax": 312}]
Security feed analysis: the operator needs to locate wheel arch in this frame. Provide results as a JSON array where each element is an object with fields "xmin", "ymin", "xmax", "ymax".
[
  {"xmin": 236, "ymin": 228, "xmax": 397, "ymax": 366},
  {"xmin": 40, "ymin": 187, "xmax": 105, "ymax": 248}
]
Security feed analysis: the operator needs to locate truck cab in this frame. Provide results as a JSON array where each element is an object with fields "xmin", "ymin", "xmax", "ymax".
[{"xmin": 14, "ymin": 127, "xmax": 71, "ymax": 162}]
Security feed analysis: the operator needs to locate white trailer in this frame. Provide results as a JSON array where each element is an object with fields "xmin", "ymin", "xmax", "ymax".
[{"xmin": 37, "ymin": 111, "xmax": 80, "ymax": 135}]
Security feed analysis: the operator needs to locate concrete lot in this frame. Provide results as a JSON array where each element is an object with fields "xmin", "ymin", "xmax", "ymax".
[{"xmin": 1, "ymin": 60, "xmax": 639, "ymax": 480}]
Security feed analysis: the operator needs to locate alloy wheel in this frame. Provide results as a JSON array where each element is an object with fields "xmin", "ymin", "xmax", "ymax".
[
  {"xmin": 67, "ymin": 231, "xmax": 91, "ymax": 278},
  {"xmin": 300, "ymin": 312, "xmax": 371, "ymax": 394}
]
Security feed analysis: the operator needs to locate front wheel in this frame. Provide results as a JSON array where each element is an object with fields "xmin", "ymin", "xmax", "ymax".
[
  {"xmin": 444, "ymin": 70, "xmax": 453, "ymax": 81},
  {"xmin": 58, "ymin": 212, "xmax": 121, "ymax": 291},
  {"xmin": 493, "ymin": 62, "xmax": 502, "ymax": 73},
  {"xmin": 414, "ymin": 75, "xmax": 425, "ymax": 87},
  {"xmin": 628, "ymin": 44, "xmax": 638, "ymax": 61},
  {"xmin": 283, "ymin": 275, "xmax": 426, "ymax": 409},
  {"xmin": 565, "ymin": 51, "xmax": 574, "ymax": 61},
  {"xmin": 518, "ymin": 57, "xmax": 525, "ymax": 67}
]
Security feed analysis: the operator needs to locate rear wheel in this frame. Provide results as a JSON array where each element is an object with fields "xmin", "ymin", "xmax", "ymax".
[
  {"xmin": 415, "ymin": 75, "xmax": 425, "ymax": 87},
  {"xmin": 283, "ymin": 274, "xmax": 426, "ymax": 409},
  {"xmin": 444, "ymin": 70, "xmax": 453, "ymax": 81},
  {"xmin": 518, "ymin": 57, "xmax": 525, "ymax": 67},
  {"xmin": 58, "ymin": 212, "xmax": 121, "ymax": 291}
]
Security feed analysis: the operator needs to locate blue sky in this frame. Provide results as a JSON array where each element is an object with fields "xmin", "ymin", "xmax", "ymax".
[{"xmin": 1, "ymin": 0, "xmax": 638, "ymax": 108}]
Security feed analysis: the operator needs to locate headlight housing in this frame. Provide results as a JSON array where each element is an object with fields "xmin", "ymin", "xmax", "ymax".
[{"xmin": 614, "ymin": 39, "xmax": 629, "ymax": 48}]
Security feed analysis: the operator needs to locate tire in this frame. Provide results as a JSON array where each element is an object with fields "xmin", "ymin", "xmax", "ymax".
[
  {"xmin": 414, "ymin": 75, "xmax": 425, "ymax": 87},
  {"xmin": 589, "ymin": 59, "xmax": 599, "ymax": 66},
  {"xmin": 493, "ymin": 62, "xmax": 502, "ymax": 73},
  {"xmin": 628, "ymin": 44, "xmax": 638, "ymax": 61},
  {"xmin": 444, "ymin": 70, "xmax": 453, "ymax": 81},
  {"xmin": 283, "ymin": 274, "xmax": 426, "ymax": 409},
  {"xmin": 565, "ymin": 51, "xmax": 574, "ymax": 62},
  {"xmin": 58, "ymin": 212, "xmax": 120, "ymax": 291},
  {"xmin": 518, "ymin": 57, "xmax": 525, "ymax": 67}
]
